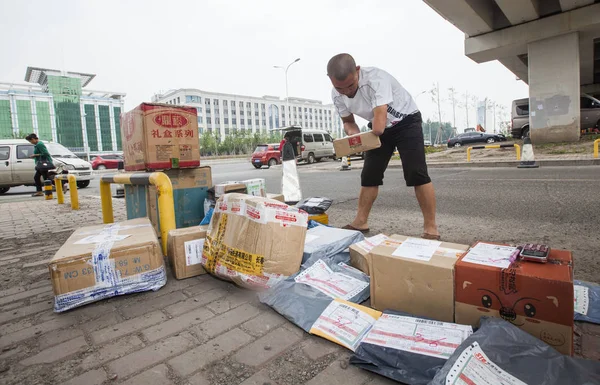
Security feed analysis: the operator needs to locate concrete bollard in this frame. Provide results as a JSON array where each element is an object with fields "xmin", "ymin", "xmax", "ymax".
[{"xmin": 43, "ymin": 180, "xmax": 53, "ymax": 200}]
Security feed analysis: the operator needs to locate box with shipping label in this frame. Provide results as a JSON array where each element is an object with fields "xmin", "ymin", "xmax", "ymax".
[
  {"xmin": 242, "ymin": 178, "xmax": 266, "ymax": 197},
  {"xmin": 214, "ymin": 182, "xmax": 247, "ymax": 197},
  {"xmin": 454, "ymin": 242, "xmax": 574, "ymax": 355},
  {"xmin": 203, "ymin": 193, "xmax": 308, "ymax": 289},
  {"xmin": 333, "ymin": 132, "xmax": 381, "ymax": 158},
  {"xmin": 349, "ymin": 234, "xmax": 390, "ymax": 275},
  {"xmin": 126, "ymin": 167, "xmax": 212, "ymax": 237},
  {"xmin": 121, "ymin": 103, "xmax": 200, "ymax": 171},
  {"xmin": 49, "ymin": 218, "xmax": 166, "ymax": 312},
  {"xmin": 370, "ymin": 235, "xmax": 469, "ymax": 322},
  {"xmin": 167, "ymin": 226, "xmax": 208, "ymax": 279},
  {"xmin": 266, "ymin": 193, "xmax": 284, "ymax": 202}
]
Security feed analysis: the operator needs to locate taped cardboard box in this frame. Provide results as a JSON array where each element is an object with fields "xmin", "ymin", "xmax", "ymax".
[
  {"xmin": 214, "ymin": 182, "xmax": 247, "ymax": 197},
  {"xmin": 454, "ymin": 242, "xmax": 574, "ymax": 355},
  {"xmin": 370, "ymin": 235, "xmax": 469, "ymax": 322},
  {"xmin": 147, "ymin": 167, "xmax": 212, "ymax": 236},
  {"xmin": 333, "ymin": 132, "xmax": 381, "ymax": 158},
  {"xmin": 266, "ymin": 193, "xmax": 284, "ymax": 202},
  {"xmin": 203, "ymin": 193, "xmax": 308, "ymax": 289},
  {"xmin": 49, "ymin": 218, "xmax": 166, "ymax": 313},
  {"xmin": 167, "ymin": 225, "xmax": 209, "ymax": 279},
  {"xmin": 349, "ymin": 234, "xmax": 390, "ymax": 275},
  {"xmin": 121, "ymin": 103, "xmax": 200, "ymax": 171}
]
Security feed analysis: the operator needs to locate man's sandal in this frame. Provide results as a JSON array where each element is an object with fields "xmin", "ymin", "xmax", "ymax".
[
  {"xmin": 342, "ymin": 224, "xmax": 370, "ymax": 234},
  {"xmin": 422, "ymin": 233, "xmax": 441, "ymax": 241}
]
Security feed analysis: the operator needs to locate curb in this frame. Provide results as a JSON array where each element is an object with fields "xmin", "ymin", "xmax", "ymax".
[{"xmin": 327, "ymin": 158, "xmax": 600, "ymax": 171}]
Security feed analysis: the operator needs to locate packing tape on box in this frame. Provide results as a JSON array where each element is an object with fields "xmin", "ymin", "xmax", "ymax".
[
  {"xmin": 53, "ymin": 223, "xmax": 166, "ymax": 313},
  {"xmin": 215, "ymin": 194, "xmax": 307, "ymax": 228}
]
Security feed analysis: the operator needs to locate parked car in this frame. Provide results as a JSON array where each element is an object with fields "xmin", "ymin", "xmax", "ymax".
[
  {"xmin": 275, "ymin": 126, "xmax": 336, "ymax": 164},
  {"xmin": 91, "ymin": 154, "xmax": 123, "ymax": 170},
  {"xmin": 0, "ymin": 139, "xmax": 94, "ymax": 194},
  {"xmin": 511, "ymin": 94, "xmax": 600, "ymax": 139},
  {"xmin": 447, "ymin": 132, "xmax": 507, "ymax": 148},
  {"xmin": 250, "ymin": 143, "xmax": 281, "ymax": 169}
]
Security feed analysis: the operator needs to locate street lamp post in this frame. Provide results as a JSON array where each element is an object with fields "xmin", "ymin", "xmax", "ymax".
[
  {"xmin": 413, "ymin": 90, "xmax": 429, "ymax": 141},
  {"xmin": 274, "ymin": 58, "xmax": 300, "ymax": 126}
]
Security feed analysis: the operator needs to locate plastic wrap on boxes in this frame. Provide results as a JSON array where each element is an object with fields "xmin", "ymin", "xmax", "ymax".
[
  {"xmin": 574, "ymin": 280, "xmax": 600, "ymax": 324},
  {"xmin": 296, "ymin": 197, "xmax": 333, "ymax": 215},
  {"xmin": 258, "ymin": 253, "xmax": 370, "ymax": 332},
  {"xmin": 350, "ymin": 311, "xmax": 473, "ymax": 385},
  {"xmin": 202, "ymin": 193, "xmax": 307, "ymax": 289},
  {"xmin": 302, "ymin": 226, "xmax": 364, "ymax": 266},
  {"xmin": 429, "ymin": 317, "xmax": 600, "ymax": 385}
]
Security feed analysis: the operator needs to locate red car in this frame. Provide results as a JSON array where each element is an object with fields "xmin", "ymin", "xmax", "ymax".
[
  {"xmin": 91, "ymin": 154, "xmax": 123, "ymax": 170},
  {"xmin": 250, "ymin": 144, "xmax": 281, "ymax": 169}
]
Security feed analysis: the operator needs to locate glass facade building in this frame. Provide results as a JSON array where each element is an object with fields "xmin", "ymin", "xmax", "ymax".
[{"xmin": 0, "ymin": 67, "xmax": 126, "ymax": 154}]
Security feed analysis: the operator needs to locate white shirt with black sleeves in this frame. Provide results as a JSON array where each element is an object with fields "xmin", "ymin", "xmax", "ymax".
[{"xmin": 332, "ymin": 66, "xmax": 419, "ymax": 128}]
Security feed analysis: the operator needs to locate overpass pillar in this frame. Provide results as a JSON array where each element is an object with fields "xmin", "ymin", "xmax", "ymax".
[{"xmin": 528, "ymin": 32, "xmax": 581, "ymax": 143}]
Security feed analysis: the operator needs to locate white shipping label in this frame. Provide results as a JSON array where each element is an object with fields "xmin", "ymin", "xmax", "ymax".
[
  {"xmin": 184, "ymin": 239, "xmax": 205, "ymax": 266},
  {"xmin": 363, "ymin": 314, "xmax": 473, "ymax": 360},
  {"xmin": 461, "ymin": 243, "xmax": 518, "ymax": 269},
  {"xmin": 574, "ymin": 285, "xmax": 590, "ymax": 315},
  {"xmin": 354, "ymin": 234, "xmax": 389, "ymax": 253},
  {"xmin": 445, "ymin": 342, "xmax": 528, "ymax": 385},
  {"xmin": 294, "ymin": 260, "xmax": 369, "ymax": 300},
  {"xmin": 392, "ymin": 238, "xmax": 442, "ymax": 262},
  {"xmin": 75, "ymin": 234, "xmax": 130, "ymax": 245},
  {"xmin": 311, "ymin": 301, "xmax": 378, "ymax": 351}
]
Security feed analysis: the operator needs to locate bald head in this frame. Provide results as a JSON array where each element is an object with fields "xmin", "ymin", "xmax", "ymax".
[{"xmin": 327, "ymin": 53, "xmax": 357, "ymax": 81}]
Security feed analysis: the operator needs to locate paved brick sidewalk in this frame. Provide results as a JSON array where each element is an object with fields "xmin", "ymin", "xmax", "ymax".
[{"xmin": 0, "ymin": 198, "xmax": 598, "ymax": 385}]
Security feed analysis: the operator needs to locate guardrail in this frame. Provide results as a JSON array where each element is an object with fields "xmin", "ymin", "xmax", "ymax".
[
  {"xmin": 99, "ymin": 172, "xmax": 175, "ymax": 254},
  {"xmin": 467, "ymin": 143, "xmax": 521, "ymax": 162},
  {"xmin": 594, "ymin": 139, "xmax": 600, "ymax": 159},
  {"xmin": 55, "ymin": 174, "xmax": 79, "ymax": 210}
]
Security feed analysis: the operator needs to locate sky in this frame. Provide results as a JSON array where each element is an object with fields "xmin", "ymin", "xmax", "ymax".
[{"xmin": 0, "ymin": 0, "xmax": 529, "ymax": 133}]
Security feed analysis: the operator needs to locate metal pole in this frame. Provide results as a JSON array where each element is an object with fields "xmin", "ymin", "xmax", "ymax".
[{"xmin": 275, "ymin": 58, "xmax": 300, "ymax": 126}]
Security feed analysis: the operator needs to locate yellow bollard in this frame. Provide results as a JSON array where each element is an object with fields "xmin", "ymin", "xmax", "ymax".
[
  {"xmin": 149, "ymin": 172, "xmax": 176, "ymax": 255},
  {"xmin": 594, "ymin": 139, "xmax": 600, "ymax": 159},
  {"xmin": 56, "ymin": 178, "xmax": 64, "ymax": 204},
  {"xmin": 44, "ymin": 180, "xmax": 53, "ymax": 200},
  {"xmin": 467, "ymin": 147, "xmax": 472, "ymax": 162},
  {"xmin": 100, "ymin": 181, "xmax": 114, "ymax": 224},
  {"xmin": 514, "ymin": 143, "xmax": 521, "ymax": 161},
  {"xmin": 68, "ymin": 174, "xmax": 79, "ymax": 210}
]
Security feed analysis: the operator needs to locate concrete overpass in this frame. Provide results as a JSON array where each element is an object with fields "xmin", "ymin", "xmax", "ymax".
[{"xmin": 424, "ymin": 0, "xmax": 600, "ymax": 143}]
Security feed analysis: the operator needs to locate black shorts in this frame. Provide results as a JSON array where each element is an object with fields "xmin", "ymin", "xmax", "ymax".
[{"xmin": 361, "ymin": 112, "xmax": 431, "ymax": 187}]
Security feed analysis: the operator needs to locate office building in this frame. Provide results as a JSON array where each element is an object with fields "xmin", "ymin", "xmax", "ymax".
[
  {"xmin": 151, "ymin": 89, "xmax": 344, "ymax": 139},
  {"xmin": 0, "ymin": 67, "xmax": 126, "ymax": 154}
]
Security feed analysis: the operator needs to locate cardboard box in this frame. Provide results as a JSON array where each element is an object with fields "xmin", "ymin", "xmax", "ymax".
[
  {"xmin": 333, "ymin": 132, "xmax": 381, "ymax": 157},
  {"xmin": 370, "ymin": 235, "xmax": 469, "ymax": 322},
  {"xmin": 49, "ymin": 218, "xmax": 166, "ymax": 312},
  {"xmin": 349, "ymin": 234, "xmax": 390, "ymax": 275},
  {"xmin": 126, "ymin": 167, "xmax": 212, "ymax": 237},
  {"xmin": 203, "ymin": 193, "xmax": 308, "ymax": 289},
  {"xmin": 454, "ymin": 243, "xmax": 574, "ymax": 355},
  {"xmin": 214, "ymin": 182, "xmax": 247, "ymax": 197},
  {"xmin": 121, "ymin": 103, "xmax": 200, "ymax": 171},
  {"xmin": 266, "ymin": 193, "xmax": 284, "ymax": 202},
  {"xmin": 242, "ymin": 178, "xmax": 266, "ymax": 197},
  {"xmin": 167, "ymin": 226, "xmax": 208, "ymax": 279}
]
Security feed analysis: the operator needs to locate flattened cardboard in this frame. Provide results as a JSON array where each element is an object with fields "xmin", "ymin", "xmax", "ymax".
[
  {"xmin": 49, "ymin": 218, "xmax": 164, "ymax": 298},
  {"xmin": 167, "ymin": 225, "xmax": 208, "ymax": 279},
  {"xmin": 370, "ymin": 235, "xmax": 469, "ymax": 322},
  {"xmin": 147, "ymin": 167, "xmax": 212, "ymax": 236},
  {"xmin": 214, "ymin": 182, "xmax": 247, "ymax": 197},
  {"xmin": 266, "ymin": 193, "xmax": 284, "ymax": 202},
  {"xmin": 333, "ymin": 132, "xmax": 381, "ymax": 157},
  {"xmin": 454, "ymin": 243, "xmax": 574, "ymax": 355},
  {"xmin": 121, "ymin": 103, "xmax": 200, "ymax": 171},
  {"xmin": 203, "ymin": 193, "xmax": 308, "ymax": 288}
]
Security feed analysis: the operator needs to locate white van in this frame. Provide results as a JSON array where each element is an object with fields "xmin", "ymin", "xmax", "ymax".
[
  {"xmin": 278, "ymin": 126, "xmax": 336, "ymax": 164},
  {"xmin": 0, "ymin": 139, "xmax": 94, "ymax": 194}
]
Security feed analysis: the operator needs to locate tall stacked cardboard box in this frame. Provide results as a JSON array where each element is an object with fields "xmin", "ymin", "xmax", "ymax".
[{"xmin": 121, "ymin": 103, "xmax": 212, "ymax": 237}]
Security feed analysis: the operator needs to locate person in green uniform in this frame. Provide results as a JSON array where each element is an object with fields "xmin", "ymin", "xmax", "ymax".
[{"xmin": 26, "ymin": 134, "xmax": 53, "ymax": 197}]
